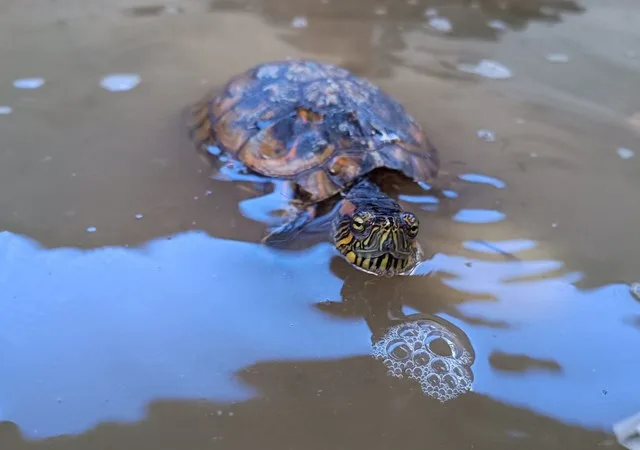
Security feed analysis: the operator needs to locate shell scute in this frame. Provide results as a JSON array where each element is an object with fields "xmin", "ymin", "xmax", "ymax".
[
  {"xmin": 284, "ymin": 60, "xmax": 326, "ymax": 83},
  {"xmin": 238, "ymin": 120, "xmax": 338, "ymax": 179}
]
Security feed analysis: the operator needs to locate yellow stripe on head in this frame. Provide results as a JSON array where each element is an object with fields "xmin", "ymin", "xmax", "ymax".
[{"xmin": 336, "ymin": 233, "xmax": 353, "ymax": 248}]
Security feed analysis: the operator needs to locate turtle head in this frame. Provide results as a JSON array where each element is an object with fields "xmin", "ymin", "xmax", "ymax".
[{"xmin": 331, "ymin": 183, "xmax": 423, "ymax": 276}]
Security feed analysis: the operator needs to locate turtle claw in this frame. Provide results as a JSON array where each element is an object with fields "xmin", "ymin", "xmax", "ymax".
[{"xmin": 262, "ymin": 206, "xmax": 316, "ymax": 247}]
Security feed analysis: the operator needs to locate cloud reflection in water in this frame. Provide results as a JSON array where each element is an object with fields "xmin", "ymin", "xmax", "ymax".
[{"xmin": 1, "ymin": 229, "xmax": 639, "ymax": 438}]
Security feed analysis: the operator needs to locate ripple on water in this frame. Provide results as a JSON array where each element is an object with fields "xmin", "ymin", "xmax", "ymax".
[
  {"xmin": 457, "ymin": 60, "xmax": 513, "ymax": 80},
  {"xmin": 100, "ymin": 74, "xmax": 141, "ymax": 92},
  {"xmin": 127, "ymin": 5, "xmax": 183, "ymax": 16},
  {"xmin": 546, "ymin": 53, "xmax": 570, "ymax": 63},
  {"xmin": 13, "ymin": 78, "xmax": 45, "ymax": 89},
  {"xmin": 463, "ymin": 239, "xmax": 537, "ymax": 254},
  {"xmin": 0, "ymin": 106, "xmax": 12, "ymax": 115},
  {"xmin": 458, "ymin": 173, "xmax": 506, "ymax": 189},
  {"xmin": 453, "ymin": 209, "xmax": 505, "ymax": 224}
]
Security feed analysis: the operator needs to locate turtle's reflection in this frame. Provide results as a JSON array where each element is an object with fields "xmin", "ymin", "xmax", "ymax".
[{"xmin": 316, "ymin": 256, "xmax": 475, "ymax": 402}]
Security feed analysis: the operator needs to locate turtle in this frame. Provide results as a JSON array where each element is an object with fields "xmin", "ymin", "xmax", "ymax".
[{"xmin": 187, "ymin": 59, "xmax": 440, "ymax": 276}]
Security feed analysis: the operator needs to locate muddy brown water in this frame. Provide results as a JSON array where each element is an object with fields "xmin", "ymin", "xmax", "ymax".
[{"xmin": 1, "ymin": 0, "xmax": 639, "ymax": 448}]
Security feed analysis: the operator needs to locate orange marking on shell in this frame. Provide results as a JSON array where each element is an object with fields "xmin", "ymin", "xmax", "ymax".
[
  {"xmin": 329, "ymin": 155, "xmax": 361, "ymax": 179},
  {"xmin": 239, "ymin": 129, "xmax": 337, "ymax": 178},
  {"xmin": 256, "ymin": 129, "xmax": 285, "ymax": 159},
  {"xmin": 284, "ymin": 135, "xmax": 303, "ymax": 162},
  {"xmin": 213, "ymin": 118, "xmax": 248, "ymax": 154},
  {"xmin": 296, "ymin": 107, "xmax": 322, "ymax": 123},
  {"xmin": 339, "ymin": 199, "xmax": 356, "ymax": 216}
]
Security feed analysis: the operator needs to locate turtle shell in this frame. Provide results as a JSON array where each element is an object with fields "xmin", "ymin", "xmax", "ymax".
[{"xmin": 189, "ymin": 59, "xmax": 439, "ymax": 202}]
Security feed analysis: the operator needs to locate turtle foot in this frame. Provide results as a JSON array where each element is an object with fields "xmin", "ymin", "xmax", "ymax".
[{"xmin": 261, "ymin": 205, "xmax": 316, "ymax": 247}]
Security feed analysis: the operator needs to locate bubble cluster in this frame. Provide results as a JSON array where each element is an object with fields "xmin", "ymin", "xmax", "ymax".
[{"xmin": 372, "ymin": 319, "xmax": 474, "ymax": 402}]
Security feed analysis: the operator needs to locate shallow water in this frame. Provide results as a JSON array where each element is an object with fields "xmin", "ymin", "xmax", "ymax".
[{"xmin": 1, "ymin": 0, "xmax": 639, "ymax": 448}]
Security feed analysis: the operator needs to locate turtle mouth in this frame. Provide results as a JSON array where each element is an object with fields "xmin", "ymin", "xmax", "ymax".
[
  {"xmin": 348, "ymin": 245, "xmax": 420, "ymax": 277},
  {"xmin": 356, "ymin": 248, "xmax": 413, "ymax": 258}
]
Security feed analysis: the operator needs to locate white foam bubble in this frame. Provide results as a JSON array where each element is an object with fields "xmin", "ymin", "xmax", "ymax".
[
  {"xmin": 487, "ymin": 19, "xmax": 507, "ymax": 30},
  {"xmin": 457, "ymin": 59, "xmax": 513, "ymax": 79},
  {"xmin": 0, "ymin": 106, "xmax": 12, "ymax": 115},
  {"xmin": 617, "ymin": 147, "xmax": 634, "ymax": 159},
  {"xmin": 428, "ymin": 16, "xmax": 452, "ymax": 32},
  {"xmin": 100, "ymin": 74, "xmax": 141, "ymax": 92},
  {"xmin": 291, "ymin": 16, "xmax": 308, "ymax": 28},
  {"xmin": 372, "ymin": 320, "xmax": 474, "ymax": 402},
  {"xmin": 477, "ymin": 129, "xmax": 496, "ymax": 142},
  {"xmin": 13, "ymin": 78, "xmax": 46, "ymax": 89},
  {"xmin": 424, "ymin": 7, "xmax": 438, "ymax": 17},
  {"xmin": 373, "ymin": 6, "xmax": 387, "ymax": 15}
]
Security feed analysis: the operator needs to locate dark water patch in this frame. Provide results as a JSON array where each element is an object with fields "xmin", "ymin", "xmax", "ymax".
[
  {"xmin": 0, "ymin": 367, "xmax": 616, "ymax": 450},
  {"xmin": 489, "ymin": 351, "xmax": 563, "ymax": 374},
  {"xmin": 624, "ymin": 315, "xmax": 640, "ymax": 330},
  {"xmin": 124, "ymin": 5, "xmax": 184, "ymax": 17},
  {"xmin": 449, "ymin": 314, "xmax": 512, "ymax": 329}
]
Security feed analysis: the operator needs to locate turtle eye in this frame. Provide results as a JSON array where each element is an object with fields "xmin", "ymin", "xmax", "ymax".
[
  {"xmin": 401, "ymin": 212, "xmax": 419, "ymax": 237},
  {"xmin": 351, "ymin": 214, "xmax": 367, "ymax": 232}
]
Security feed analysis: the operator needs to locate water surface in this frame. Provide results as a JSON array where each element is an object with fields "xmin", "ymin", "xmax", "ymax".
[{"xmin": 1, "ymin": 0, "xmax": 639, "ymax": 449}]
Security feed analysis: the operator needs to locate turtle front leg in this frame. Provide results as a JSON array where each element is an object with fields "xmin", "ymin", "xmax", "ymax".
[{"xmin": 261, "ymin": 201, "xmax": 318, "ymax": 246}]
